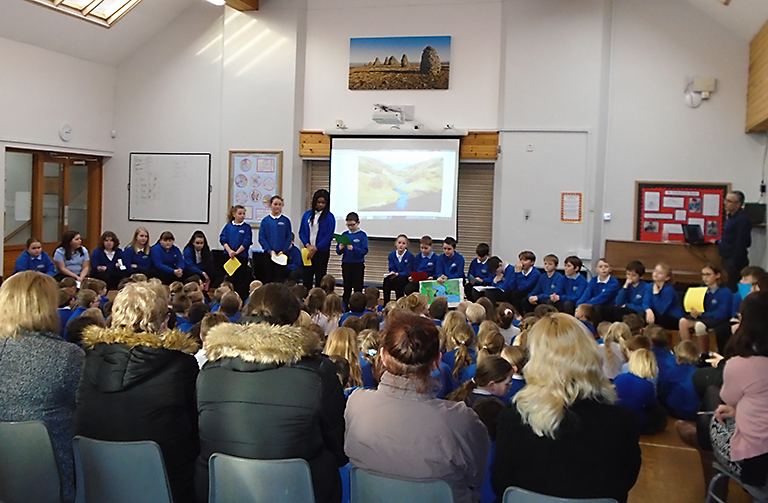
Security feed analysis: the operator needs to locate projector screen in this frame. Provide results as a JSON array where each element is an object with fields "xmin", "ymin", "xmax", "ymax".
[{"xmin": 330, "ymin": 137, "xmax": 460, "ymax": 239}]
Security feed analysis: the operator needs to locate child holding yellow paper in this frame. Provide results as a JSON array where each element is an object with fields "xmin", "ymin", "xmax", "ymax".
[
  {"xmin": 220, "ymin": 204, "xmax": 253, "ymax": 301},
  {"xmin": 679, "ymin": 263, "xmax": 733, "ymax": 357}
]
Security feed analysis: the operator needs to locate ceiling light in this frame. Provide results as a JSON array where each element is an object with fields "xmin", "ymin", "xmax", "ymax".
[{"xmin": 206, "ymin": 0, "xmax": 226, "ymax": 5}]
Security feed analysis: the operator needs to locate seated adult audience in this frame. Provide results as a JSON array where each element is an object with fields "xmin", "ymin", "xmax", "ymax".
[
  {"xmin": 73, "ymin": 281, "xmax": 199, "ymax": 503},
  {"xmin": 344, "ymin": 313, "xmax": 490, "ymax": 503},
  {"xmin": 0, "ymin": 271, "xmax": 85, "ymax": 503},
  {"xmin": 196, "ymin": 282, "xmax": 347, "ymax": 503},
  {"xmin": 493, "ymin": 313, "xmax": 641, "ymax": 503}
]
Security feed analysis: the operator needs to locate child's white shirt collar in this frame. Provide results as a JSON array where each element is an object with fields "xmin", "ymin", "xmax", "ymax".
[{"xmin": 597, "ymin": 276, "xmax": 610, "ymax": 283}]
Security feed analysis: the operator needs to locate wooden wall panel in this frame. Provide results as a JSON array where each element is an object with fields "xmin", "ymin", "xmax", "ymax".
[
  {"xmin": 747, "ymin": 19, "xmax": 768, "ymax": 132},
  {"xmin": 299, "ymin": 130, "xmax": 499, "ymax": 160}
]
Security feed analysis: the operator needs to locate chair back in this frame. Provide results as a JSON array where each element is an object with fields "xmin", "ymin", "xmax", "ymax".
[
  {"xmin": 73, "ymin": 436, "xmax": 173, "ymax": 503},
  {"xmin": 502, "ymin": 486, "xmax": 619, "ymax": 503},
  {"xmin": 208, "ymin": 453, "xmax": 315, "ymax": 503},
  {"xmin": 349, "ymin": 467, "xmax": 454, "ymax": 503},
  {"xmin": 0, "ymin": 420, "xmax": 61, "ymax": 503}
]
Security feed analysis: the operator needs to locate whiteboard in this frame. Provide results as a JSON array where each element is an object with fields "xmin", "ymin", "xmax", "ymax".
[{"xmin": 128, "ymin": 153, "xmax": 211, "ymax": 223}]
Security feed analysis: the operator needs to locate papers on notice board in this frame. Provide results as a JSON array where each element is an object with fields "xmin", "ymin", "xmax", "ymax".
[
  {"xmin": 702, "ymin": 194, "xmax": 720, "ymax": 216},
  {"xmin": 644, "ymin": 192, "xmax": 660, "ymax": 211},
  {"xmin": 684, "ymin": 286, "xmax": 707, "ymax": 313},
  {"xmin": 224, "ymin": 257, "xmax": 241, "ymax": 276}
]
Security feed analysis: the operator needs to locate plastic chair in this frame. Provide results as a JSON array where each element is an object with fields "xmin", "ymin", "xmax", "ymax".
[
  {"xmin": 208, "ymin": 453, "xmax": 315, "ymax": 503},
  {"xmin": 72, "ymin": 436, "xmax": 173, "ymax": 503},
  {"xmin": 0, "ymin": 420, "xmax": 61, "ymax": 503},
  {"xmin": 349, "ymin": 467, "xmax": 454, "ymax": 503},
  {"xmin": 705, "ymin": 462, "xmax": 768, "ymax": 503},
  {"xmin": 502, "ymin": 486, "xmax": 619, "ymax": 503}
]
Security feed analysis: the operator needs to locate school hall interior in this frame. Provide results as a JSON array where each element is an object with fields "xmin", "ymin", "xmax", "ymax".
[{"xmin": 2, "ymin": 0, "xmax": 768, "ymax": 501}]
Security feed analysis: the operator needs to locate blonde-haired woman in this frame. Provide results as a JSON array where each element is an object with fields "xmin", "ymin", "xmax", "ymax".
[
  {"xmin": 73, "ymin": 281, "xmax": 200, "ymax": 503},
  {"xmin": 493, "ymin": 313, "xmax": 641, "ymax": 503},
  {"xmin": 0, "ymin": 272, "xmax": 84, "ymax": 503}
]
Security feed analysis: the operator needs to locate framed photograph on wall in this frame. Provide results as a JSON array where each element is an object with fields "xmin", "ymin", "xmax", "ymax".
[{"xmin": 228, "ymin": 150, "xmax": 283, "ymax": 228}]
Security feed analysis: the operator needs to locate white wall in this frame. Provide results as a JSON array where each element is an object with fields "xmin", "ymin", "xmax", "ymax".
[{"xmin": 303, "ymin": 0, "xmax": 502, "ymax": 130}]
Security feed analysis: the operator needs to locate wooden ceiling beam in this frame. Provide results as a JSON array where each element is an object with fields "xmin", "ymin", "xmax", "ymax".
[{"xmin": 225, "ymin": 0, "xmax": 258, "ymax": 11}]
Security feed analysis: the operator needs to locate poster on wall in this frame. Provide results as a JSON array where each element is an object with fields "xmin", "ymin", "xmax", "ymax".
[
  {"xmin": 348, "ymin": 36, "xmax": 451, "ymax": 90},
  {"xmin": 228, "ymin": 151, "xmax": 283, "ymax": 228},
  {"xmin": 561, "ymin": 192, "xmax": 583, "ymax": 223},
  {"xmin": 634, "ymin": 181, "xmax": 730, "ymax": 243}
]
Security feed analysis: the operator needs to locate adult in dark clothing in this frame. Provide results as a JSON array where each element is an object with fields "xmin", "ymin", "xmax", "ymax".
[
  {"xmin": 719, "ymin": 191, "xmax": 751, "ymax": 292},
  {"xmin": 0, "ymin": 272, "xmax": 85, "ymax": 503},
  {"xmin": 196, "ymin": 283, "xmax": 347, "ymax": 503},
  {"xmin": 493, "ymin": 313, "xmax": 641, "ymax": 503},
  {"xmin": 73, "ymin": 281, "xmax": 200, "ymax": 503}
]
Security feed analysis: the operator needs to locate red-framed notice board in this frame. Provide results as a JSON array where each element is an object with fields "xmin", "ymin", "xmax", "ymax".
[{"xmin": 634, "ymin": 181, "xmax": 730, "ymax": 243}]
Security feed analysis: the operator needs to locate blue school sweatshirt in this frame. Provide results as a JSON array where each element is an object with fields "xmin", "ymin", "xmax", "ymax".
[
  {"xmin": 258, "ymin": 214, "xmax": 292, "ymax": 255},
  {"xmin": 150, "ymin": 243, "xmax": 185, "ymax": 275},
  {"xmin": 442, "ymin": 347, "xmax": 477, "ymax": 384},
  {"xmin": 183, "ymin": 246, "xmax": 214, "ymax": 278},
  {"xmin": 219, "ymin": 221, "xmax": 253, "ymax": 260},
  {"xmin": 90, "ymin": 247, "xmax": 124, "ymax": 272},
  {"xmin": 561, "ymin": 273, "xmax": 588, "ymax": 304},
  {"xmin": 614, "ymin": 372, "xmax": 658, "ymax": 425},
  {"xmin": 14, "ymin": 250, "xmax": 56, "ymax": 276},
  {"xmin": 339, "ymin": 309, "xmax": 371, "ymax": 326},
  {"xmin": 578, "ymin": 276, "xmax": 620, "ymax": 306},
  {"xmin": 412, "ymin": 251, "xmax": 437, "ymax": 278},
  {"xmin": 336, "ymin": 229, "xmax": 368, "ymax": 263},
  {"xmin": 122, "ymin": 246, "xmax": 151, "ymax": 272},
  {"xmin": 515, "ymin": 267, "xmax": 541, "ymax": 295},
  {"xmin": 436, "ymin": 252, "xmax": 465, "ymax": 279},
  {"xmin": 643, "ymin": 283, "xmax": 684, "ymax": 319},
  {"xmin": 467, "ymin": 258, "xmax": 494, "ymax": 285},
  {"xmin": 493, "ymin": 264, "xmax": 516, "ymax": 291},
  {"xmin": 652, "ymin": 347, "xmax": 676, "ymax": 384},
  {"xmin": 615, "ymin": 281, "xmax": 650, "ymax": 312},
  {"xmin": 528, "ymin": 271, "xmax": 565, "ymax": 300},
  {"xmin": 699, "ymin": 285, "xmax": 733, "ymax": 321},
  {"xmin": 286, "ymin": 244, "xmax": 303, "ymax": 272},
  {"xmin": 658, "ymin": 362, "xmax": 698, "ymax": 420},
  {"xmin": 387, "ymin": 250, "xmax": 415, "ymax": 276},
  {"xmin": 298, "ymin": 209, "xmax": 336, "ymax": 251}
]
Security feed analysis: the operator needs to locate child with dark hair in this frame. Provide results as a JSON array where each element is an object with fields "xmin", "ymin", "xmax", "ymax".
[
  {"xmin": 336, "ymin": 212, "xmax": 368, "ymax": 307},
  {"xmin": 527, "ymin": 253, "xmax": 564, "ymax": 311},
  {"xmin": 90, "ymin": 230, "xmax": 127, "ymax": 290},
  {"xmin": 179, "ymin": 301, "xmax": 210, "ymax": 333},
  {"xmin": 150, "ymin": 231, "xmax": 190, "ymax": 285},
  {"xmin": 554, "ymin": 255, "xmax": 587, "ymax": 315},
  {"xmin": 14, "ymin": 237, "xmax": 56, "ymax": 276},
  {"xmin": 364, "ymin": 286, "xmax": 382, "ymax": 315},
  {"xmin": 299, "ymin": 189, "xmax": 335, "ymax": 289},
  {"xmin": 575, "ymin": 304, "xmax": 596, "ymax": 336},
  {"xmin": 577, "ymin": 258, "xmax": 620, "ymax": 325},
  {"xmin": 339, "ymin": 292, "xmax": 369, "ymax": 326},
  {"xmin": 285, "ymin": 233, "xmax": 304, "ymax": 284},
  {"xmin": 429, "ymin": 296, "xmax": 449, "ymax": 326},
  {"xmin": 359, "ymin": 312, "xmax": 381, "ymax": 331},
  {"xmin": 219, "ymin": 291, "xmax": 242, "ymax": 323},
  {"xmin": 404, "ymin": 235, "xmax": 437, "ymax": 296},
  {"xmin": 435, "ymin": 237, "xmax": 465, "ymax": 282},
  {"xmin": 609, "ymin": 260, "xmax": 649, "ymax": 320},
  {"xmin": 341, "ymin": 316, "xmax": 364, "ymax": 335},
  {"xmin": 220, "ymin": 205, "xmax": 253, "ymax": 300},
  {"xmin": 291, "ymin": 284, "xmax": 308, "ymax": 303},
  {"xmin": 383, "ymin": 234, "xmax": 415, "ymax": 304},
  {"xmin": 183, "ymin": 230, "xmax": 214, "ymax": 284},
  {"xmin": 465, "ymin": 242, "xmax": 493, "ymax": 301}
]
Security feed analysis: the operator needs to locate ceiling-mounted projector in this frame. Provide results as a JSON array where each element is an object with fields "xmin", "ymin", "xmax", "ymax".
[{"xmin": 373, "ymin": 104, "xmax": 414, "ymax": 125}]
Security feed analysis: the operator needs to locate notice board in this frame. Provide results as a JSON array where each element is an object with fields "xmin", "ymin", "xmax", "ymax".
[
  {"xmin": 634, "ymin": 181, "xmax": 730, "ymax": 243},
  {"xmin": 128, "ymin": 153, "xmax": 211, "ymax": 223}
]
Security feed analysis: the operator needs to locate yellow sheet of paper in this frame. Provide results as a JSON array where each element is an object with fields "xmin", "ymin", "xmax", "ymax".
[
  {"xmin": 224, "ymin": 257, "xmax": 241, "ymax": 276},
  {"xmin": 301, "ymin": 247, "xmax": 312, "ymax": 266},
  {"xmin": 684, "ymin": 286, "xmax": 707, "ymax": 313}
]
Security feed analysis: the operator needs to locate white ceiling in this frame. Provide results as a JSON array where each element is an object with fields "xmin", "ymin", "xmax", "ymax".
[
  {"xmin": 0, "ymin": 0, "xmax": 766, "ymax": 67},
  {"xmin": 0, "ymin": 0, "xmax": 202, "ymax": 66}
]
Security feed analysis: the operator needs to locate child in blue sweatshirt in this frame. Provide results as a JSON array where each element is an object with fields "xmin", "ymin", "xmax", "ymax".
[
  {"xmin": 465, "ymin": 243, "xmax": 494, "ymax": 301},
  {"xmin": 577, "ymin": 258, "xmax": 619, "ymax": 324},
  {"xmin": 150, "ymin": 231, "xmax": 189, "ymax": 285},
  {"xmin": 679, "ymin": 263, "xmax": 733, "ymax": 357},
  {"xmin": 13, "ymin": 238, "xmax": 56, "ymax": 276},
  {"xmin": 643, "ymin": 263, "xmax": 684, "ymax": 331},
  {"xmin": 220, "ymin": 205, "xmax": 253, "ymax": 300},
  {"xmin": 259, "ymin": 195, "xmax": 292, "ymax": 284},
  {"xmin": 555, "ymin": 255, "xmax": 588, "ymax": 315},
  {"xmin": 527, "ymin": 253, "xmax": 564, "ymax": 310},
  {"xmin": 614, "ymin": 349, "xmax": 667, "ymax": 435},
  {"xmin": 658, "ymin": 340, "xmax": 700, "ymax": 420},
  {"xmin": 404, "ymin": 235, "xmax": 438, "ymax": 296},
  {"xmin": 336, "ymin": 212, "xmax": 368, "ymax": 307},
  {"xmin": 382, "ymin": 234, "xmax": 414, "ymax": 304},
  {"xmin": 435, "ymin": 236, "xmax": 465, "ymax": 281},
  {"xmin": 90, "ymin": 231, "xmax": 127, "ymax": 290},
  {"xmin": 609, "ymin": 260, "xmax": 649, "ymax": 321},
  {"xmin": 183, "ymin": 230, "xmax": 215, "ymax": 284},
  {"xmin": 285, "ymin": 233, "xmax": 304, "ymax": 284},
  {"xmin": 511, "ymin": 251, "xmax": 541, "ymax": 314}
]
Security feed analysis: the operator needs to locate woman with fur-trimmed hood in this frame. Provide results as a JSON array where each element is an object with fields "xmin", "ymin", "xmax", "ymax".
[
  {"xmin": 73, "ymin": 281, "xmax": 199, "ymax": 503},
  {"xmin": 196, "ymin": 282, "xmax": 347, "ymax": 503}
]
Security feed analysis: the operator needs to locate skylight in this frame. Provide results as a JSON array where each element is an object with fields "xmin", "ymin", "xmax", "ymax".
[{"xmin": 26, "ymin": 0, "xmax": 144, "ymax": 28}]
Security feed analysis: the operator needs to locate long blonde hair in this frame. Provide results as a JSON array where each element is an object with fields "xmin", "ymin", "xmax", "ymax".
[
  {"xmin": 476, "ymin": 327, "xmax": 505, "ymax": 365},
  {"xmin": 603, "ymin": 322, "xmax": 631, "ymax": 370},
  {"xmin": 515, "ymin": 313, "xmax": 616, "ymax": 439},
  {"xmin": 628, "ymin": 349, "xmax": 657, "ymax": 380},
  {"xmin": 442, "ymin": 311, "xmax": 467, "ymax": 352},
  {"xmin": 0, "ymin": 272, "xmax": 60, "ymax": 338},
  {"xmin": 129, "ymin": 227, "xmax": 151, "ymax": 255},
  {"xmin": 324, "ymin": 327, "xmax": 362, "ymax": 386}
]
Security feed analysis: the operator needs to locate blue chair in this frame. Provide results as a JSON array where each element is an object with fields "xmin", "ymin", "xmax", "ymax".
[
  {"xmin": 73, "ymin": 436, "xmax": 173, "ymax": 503},
  {"xmin": 0, "ymin": 420, "xmax": 61, "ymax": 503},
  {"xmin": 502, "ymin": 486, "xmax": 618, "ymax": 503},
  {"xmin": 349, "ymin": 467, "xmax": 454, "ymax": 503},
  {"xmin": 208, "ymin": 453, "xmax": 315, "ymax": 503}
]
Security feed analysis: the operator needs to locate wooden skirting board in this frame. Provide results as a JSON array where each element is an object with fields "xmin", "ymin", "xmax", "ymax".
[{"xmin": 299, "ymin": 130, "xmax": 499, "ymax": 160}]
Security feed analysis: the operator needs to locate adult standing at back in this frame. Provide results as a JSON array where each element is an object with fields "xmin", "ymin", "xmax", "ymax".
[
  {"xmin": 719, "ymin": 190, "xmax": 751, "ymax": 292},
  {"xmin": 299, "ymin": 189, "xmax": 335, "ymax": 289}
]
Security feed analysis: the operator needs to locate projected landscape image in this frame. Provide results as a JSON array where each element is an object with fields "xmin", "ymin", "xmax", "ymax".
[{"xmin": 358, "ymin": 156, "xmax": 443, "ymax": 212}]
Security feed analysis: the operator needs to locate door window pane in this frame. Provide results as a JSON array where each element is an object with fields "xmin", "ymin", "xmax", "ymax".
[
  {"xmin": 4, "ymin": 152, "xmax": 33, "ymax": 246},
  {"xmin": 42, "ymin": 162, "xmax": 62, "ymax": 243},
  {"xmin": 68, "ymin": 164, "xmax": 89, "ymax": 240}
]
